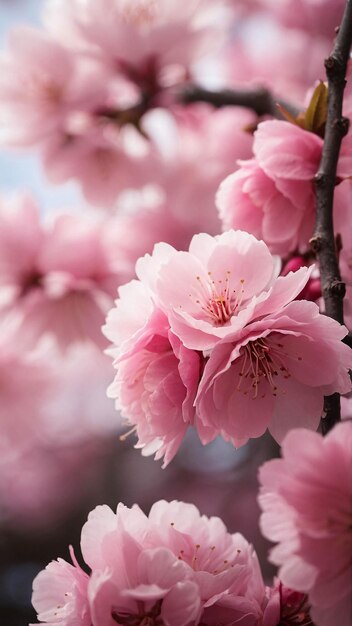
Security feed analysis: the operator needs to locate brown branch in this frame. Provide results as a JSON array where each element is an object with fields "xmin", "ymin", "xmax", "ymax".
[
  {"xmin": 180, "ymin": 85, "xmax": 300, "ymax": 119},
  {"xmin": 310, "ymin": 0, "xmax": 352, "ymax": 435}
]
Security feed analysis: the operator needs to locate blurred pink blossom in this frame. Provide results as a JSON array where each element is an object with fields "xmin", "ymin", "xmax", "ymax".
[
  {"xmin": 258, "ymin": 422, "xmax": 352, "ymax": 626},
  {"xmin": 0, "ymin": 26, "xmax": 101, "ymax": 147},
  {"xmin": 0, "ymin": 194, "xmax": 122, "ymax": 350},
  {"xmin": 43, "ymin": 0, "xmax": 223, "ymax": 89},
  {"xmin": 256, "ymin": 0, "xmax": 346, "ymax": 39},
  {"xmin": 225, "ymin": 28, "xmax": 330, "ymax": 106},
  {"xmin": 137, "ymin": 230, "xmax": 301, "ymax": 351}
]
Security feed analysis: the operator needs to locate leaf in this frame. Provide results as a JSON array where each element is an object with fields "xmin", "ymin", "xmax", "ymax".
[{"xmin": 303, "ymin": 81, "xmax": 328, "ymax": 135}]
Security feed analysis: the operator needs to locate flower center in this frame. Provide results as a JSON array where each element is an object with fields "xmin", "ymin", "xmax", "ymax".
[
  {"xmin": 237, "ymin": 337, "xmax": 299, "ymax": 399},
  {"xmin": 189, "ymin": 271, "xmax": 245, "ymax": 326},
  {"xmin": 169, "ymin": 528, "xmax": 241, "ymax": 575},
  {"xmin": 112, "ymin": 599, "xmax": 164, "ymax": 626}
]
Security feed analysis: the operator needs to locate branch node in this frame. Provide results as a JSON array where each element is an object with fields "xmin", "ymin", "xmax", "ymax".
[
  {"xmin": 334, "ymin": 116, "xmax": 350, "ymax": 136},
  {"xmin": 314, "ymin": 172, "xmax": 326, "ymax": 186},
  {"xmin": 329, "ymin": 279, "xmax": 346, "ymax": 298},
  {"xmin": 309, "ymin": 235, "xmax": 322, "ymax": 253},
  {"xmin": 324, "ymin": 55, "xmax": 336, "ymax": 71}
]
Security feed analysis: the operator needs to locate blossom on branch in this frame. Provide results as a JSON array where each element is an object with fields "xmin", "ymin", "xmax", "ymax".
[
  {"xmin": 104, "ymin": 230, "xmax": 352, "ymax": 463},
  {"xmin": 31, "ymin": 499, "xmax": 272, "ymax": 626},
  {"xmin": 217, "ymin": 119, "xmax": 352, "ymax": 256},
  {"xmin": 258, "ymin": 421, "xmax": 352, "ymax": 626}
]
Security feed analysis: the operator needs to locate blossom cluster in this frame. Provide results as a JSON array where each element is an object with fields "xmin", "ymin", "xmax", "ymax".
[
  {"xmin": 103, "ymin": 229, "xmax": 352, "ymax": 466},
  {"xmin": 0, "ymin": 0, "xmax": 226, "ymax": 207},
  {"xmin": 31, "ymin": 422, "xmax": 352, "ymax": 626},
  {"xmin": 258, "ymin": 421, "xmax": 352, "ymax": 626},
  {"xmin": 217, "ymin": 119, "xmax": 352, "ymax": 257},
  {"xmin": 30, "ymin": 498, "xmax": 308, "ymax": 626}
]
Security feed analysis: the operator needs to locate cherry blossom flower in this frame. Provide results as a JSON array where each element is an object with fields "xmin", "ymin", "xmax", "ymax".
[
  {"xmin": 0, "ymin": 26, "xmax": 104, "ymax": 148},
  {"xmin": 217, "ymin": 120, "xmax": 352, "ymax": 256},
  {"xmin": 43, "ymin": 0, "xmax": 223, "ymax": 92},
  {"xmin": 104, "ymin": 229, "xmax": 352, "ymax": 457},
  {"xmin": 103, "ymin": 281, "xmax": 201, "ymax": 466},
  {"xmin": 0, "ymin": 194, "xmax": 122, "ymax": 350},
  {"xmin": 256, "ymin": 0, "xmax": 346, "ymax": 39},
  {"xmin": 42, "ymin": 119, "xmax": 154, "ymax": 208},
  {"xmin": 196, "ymin": 300, "xmax": 352, "ymax": 446},
  {"xmin": 31, "ymin": 547, "xmax": 91, "ymax": 626},
  {"xmin": 32, "ymin": 500, "xmax": 268, "ymax": 625},
  {"xmin": 225, "ymin": 27, "xmax": 330, "ymax": 106},
  {"xmin": 258, "ymin": 422, "xmax": 352, "ymax": 626},
  {"xmin": 137, "ymin": 229, "xmax": 309, "ymax": 351}
]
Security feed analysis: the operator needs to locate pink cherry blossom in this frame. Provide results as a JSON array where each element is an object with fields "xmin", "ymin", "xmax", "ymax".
[
  {"xmin": 104, "ymin": 228, "xmax": 349, "ymax": 458},
  {"xmin": 258, "ymin": 422, "xmax": 352, "ymax": 626},
  {"xmin": 0, "ymin": 319, "xmax": 55, "ymax": 447},
  {"xmin": 42, "ymin": 120, "xmax": 154, "ymax": 208},
  {"xmin": 0, "ymin": 194, "xmax": 122, "ymax": 350},
  {"xmin": 281, "ymin": 256, "xmax": 321, "ymax": 302},
  {"xmin": 0, "ymin": 26, "xmax": 104, "ymax": 148},
  {"xmin": 225, "ymin": 27, "xmax": 330, "ymax": 106},
  {"xmin": 196, "ymin": 300, "xmax": 352, "ymax": 446},
  {"xmin": 217, "ymin": 120, "xmax": 352, "ymax": 256},
  {"xmin": 31, "ymin": 499, "xmax": 267, "ymax": 625},
  {"xmin": 138, "ymin": 229, "xmax": 310, "ymax": 351},
  {"xmin": 31, "ymin": 547, "xmax": 91, "ymax": 626},
  {"xmin": 103, "ymin": 281, "xmax": 201, "ymax": 466},
  {"xmin": 43, "ymin": 0, "xmax": 223, "ymax": 91},
  {"xmin": 256, "ymin": 0, "xmax": 346, "ymax": 39}
]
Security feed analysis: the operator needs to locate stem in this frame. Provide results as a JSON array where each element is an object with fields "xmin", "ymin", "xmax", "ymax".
[
  {"xmin": 180, "ymin": 85, "xmax": 300, "ymax": 119},
  {"xmin": 310, "ymin": 0, "xmax": 352, "ymax": 434}
]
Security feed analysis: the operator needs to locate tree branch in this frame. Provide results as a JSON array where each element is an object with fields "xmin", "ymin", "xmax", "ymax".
[
  {"xmin": 310, "ymin": 0, "xmax": 352, "ymax": 435},
  {"xmin": 180, "ymin": 85, "xmax": 300, "ymax": 119}
]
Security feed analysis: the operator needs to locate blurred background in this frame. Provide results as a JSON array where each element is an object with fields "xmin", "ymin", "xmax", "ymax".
[{"xmin": 0, "ymin": 0, "xmax": 344, "ymax": 623}]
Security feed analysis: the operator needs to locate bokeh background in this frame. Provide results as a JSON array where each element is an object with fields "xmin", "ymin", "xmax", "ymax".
[{"xmin": 0, "ymin": 0, "xmax": 343, "ymax": 623}]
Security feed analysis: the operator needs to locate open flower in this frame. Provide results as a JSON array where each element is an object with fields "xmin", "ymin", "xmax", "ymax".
[
  {"xmin": 31, "ymin": 547, "xmax": 91, "ymax": 626},
  {"xmin": 137, "ymin": 229, "xmax": 311, "ymax": 351},
  {"xmin": 258, "ymin": 422, "xmax": 352, "ymax": 626},
  {"xmin": 196, "ymin": 300, "xmax": 352, "ymax": 446},
  {"xmin": 32, "ymin": 500, "xmax": 268, "ymax": 625},
  {"xmin": 104, "ymin": 280, "xmax": 201, "ymax": 466},
  {"xmin": 0, "ymin": 194, "xmax": 122, "ymax": 350},
  {"xmin": 217, "ymin": 120, "xmax": 352, "ymax": 256}
]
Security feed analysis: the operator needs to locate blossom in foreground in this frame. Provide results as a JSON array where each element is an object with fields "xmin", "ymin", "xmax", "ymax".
[
  {"xmin": 217, "ymin": 120, "xmax": 352, "ymax": 256},
  {"xmin": 195, "ymin": 300, "xmax": 352, "ymax": 446},
  {"xmin": 31, "ymin": 499, "xmax": 270, "ymax": 625},
  {"xmin": 135, "ymin": 229, "xmax": 300, "ymax": 351},
  {"xmin": 104, "ymin": 229, "xmax": 352, "ymax": 462},
  {"xmin": 258, "ymin": 422, "xmax": 352, "ymax": 626},
  {"xmin": 103, "ymin": 280, "xmax": 202, "ymax": 466}
]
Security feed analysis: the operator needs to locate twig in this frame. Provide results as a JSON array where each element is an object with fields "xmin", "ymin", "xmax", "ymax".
[
  {"xmin": 310, "ymin": 0, "xmax": 352, "ymax": 434},
  {"xmin": 180, "ymin": 85, "xmax": 300, "ymax": 119}
]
